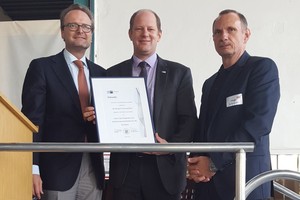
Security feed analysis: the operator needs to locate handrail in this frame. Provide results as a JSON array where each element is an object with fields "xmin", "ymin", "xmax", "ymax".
[
  {"xmin": 236, "ymin": 149, "xmax": 246, "ymax": 200},
  {"xmin": 274, "ymin": 181, "xmax": 300, "ymax": 200},
  {"xmin": 0, "ymin": 142, "xmax": 254, "ymax": 152},
  {"xmin": 0, "ymin": 142, "xmax": 254, "ymax": 200},
  {"xmin": 245, "ymin": 170, "xmax": 300, "ymax": 199}
]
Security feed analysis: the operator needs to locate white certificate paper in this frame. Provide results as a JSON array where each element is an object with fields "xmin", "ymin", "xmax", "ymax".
[{"xmin": 91, "ymin": 78, "xmax": 155, "ymax": 143}]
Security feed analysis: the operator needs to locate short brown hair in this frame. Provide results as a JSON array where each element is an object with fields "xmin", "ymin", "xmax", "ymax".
[
  {"xmin": 60, "ymin": 4, "xmax": 94, "ymax": 32},
  {"xmin": 213, "ymin": 9, "xmax": 248, "ymax": 31},
  {"xmin": 129, "ymin": 9, "xmax": 162, "ymax": 32}
]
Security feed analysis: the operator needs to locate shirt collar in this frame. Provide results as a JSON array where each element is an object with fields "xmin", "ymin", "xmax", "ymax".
[
  {"xmin": 132, "ymin": 53, "xmax": 157, "ymax": 68},
  {"xmin": 63, "ymin": 49, "xmax": 88, "ymax": 67}
]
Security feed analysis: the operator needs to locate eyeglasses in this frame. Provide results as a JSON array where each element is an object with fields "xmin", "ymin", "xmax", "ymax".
[{"xmin": 63, "ymin": 23, "xmax": 93, "ymax": 33}]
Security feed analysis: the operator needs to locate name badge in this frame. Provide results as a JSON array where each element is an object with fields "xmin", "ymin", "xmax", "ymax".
[{"xmin": 226, "ymin": 93, "xmax": 243, "ymax": 107}]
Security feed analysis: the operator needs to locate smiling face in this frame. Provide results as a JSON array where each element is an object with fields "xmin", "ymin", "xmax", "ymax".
[
  {"xmin": 213, "ymin": 12, "xmax": 250, "ymax": 68},
  {"xmin": 129, "ymin": 10, "xmax": 162, "ymax": 60},
  {"xmin": 61, "ymin": 9, "xmax": 92, "ymax": 57}
]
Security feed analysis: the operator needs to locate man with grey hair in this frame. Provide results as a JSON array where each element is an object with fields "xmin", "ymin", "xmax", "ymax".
[{"xmin": 187, "ymin": 9, "xmax": 280, "ymax": 200}]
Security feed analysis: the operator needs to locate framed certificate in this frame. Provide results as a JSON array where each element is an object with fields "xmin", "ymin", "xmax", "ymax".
[{"xmin": 91, "ymin": 77, "xmax": 155, "ymax": 143}]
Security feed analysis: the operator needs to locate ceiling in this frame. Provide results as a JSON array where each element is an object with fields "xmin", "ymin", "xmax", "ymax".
[{"xmin": 0, "ymin": 0, "xmax": 73, "ymax": 21}]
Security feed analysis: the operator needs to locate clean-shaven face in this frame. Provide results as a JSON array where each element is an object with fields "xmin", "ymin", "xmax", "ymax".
[
  {"xmin": 129, "ymin": 11, "xmax": 162, "ymax": 59},
  {"xmin": 213, "ymin": 13, "xmax": 249, "ymax": 60},
  {"xmin": 61, "ymin": 9, "xmax": 92, "ymax": 53}
]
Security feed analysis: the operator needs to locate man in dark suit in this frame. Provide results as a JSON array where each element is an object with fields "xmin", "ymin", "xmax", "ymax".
[
  {"xmin": 107, "ymin": 9, "xmax": 197, "ymax": 200},
  {"xmin": 21, "ymin": 4, "xmax": 105, "ymax": 200},
  {"xmin": 187, "ymin": 9, "xmax": 280, "ymax": 200}
]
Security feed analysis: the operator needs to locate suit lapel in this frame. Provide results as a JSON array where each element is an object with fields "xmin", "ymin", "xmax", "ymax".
[
  {"xmin": 86, "ymin": 59, "xmax": 96, "ymax": 105},
  {"xmin": 207, "ymin": 52, "xmax": 250, "ymax": 136},
  {"xmin": 120, "ymin": 59, "xmax": 134, "ymax": 77},
  {"xmin": 153, "ymin": 57, "xmax": 168, "ymax": 128},
  {"xmin": 199, "ymin": 73, "xmax": 216, "ymax": 139},
  {"xmin": 50, "ymin": 51, "xmax": 82, "ymax": 113},
  {"xmin": 213, "ymin": 52, "xmax": 250, "ymax": 115}
]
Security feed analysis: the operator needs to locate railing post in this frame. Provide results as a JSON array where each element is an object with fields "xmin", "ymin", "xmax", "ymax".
[{"xmin": 236, "ymin": 149, "xmax": 246, "ymax": 200}]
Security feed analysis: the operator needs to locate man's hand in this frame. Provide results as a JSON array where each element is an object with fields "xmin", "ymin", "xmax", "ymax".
[
  {"xmin": 83, "ymin": 106, "xmax": 96, "ymax": 123},
  {"xmin": 33, "ymin": 174, "xmax": 43, "ymax": 199},
  {"xmin": 144, "ymin": 133, "xmax": 170, "ymax": 155},
  {"xmin": 155, "ymin": 133, "xmax": 167, "ymax": 144},
  {"xmin": 187, "ymin": 156, "xmax": 216, "ymax": 182}
]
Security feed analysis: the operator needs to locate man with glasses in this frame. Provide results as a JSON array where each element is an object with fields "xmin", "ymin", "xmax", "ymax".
[{"xmin": 21, "ymin": 4, "xmax": 105, "ymax": 200}]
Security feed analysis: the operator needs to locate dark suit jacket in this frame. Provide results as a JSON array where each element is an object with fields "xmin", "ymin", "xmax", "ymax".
[
  {"xmin": 194, "ymin": 52, "xmax": 280, "ymax": 199},
  {"xmin": 21, "ymin": 50, "xmax": 106, "ymax": 191},
  {"xmin": 107, "ymin": 55, "xmax": 197, "ymax": 195}
]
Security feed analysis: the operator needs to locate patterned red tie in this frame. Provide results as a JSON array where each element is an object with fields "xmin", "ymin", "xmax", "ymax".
[{"xmin": 73, "ymin": 60, "xmax": 89, "ymax": 113}]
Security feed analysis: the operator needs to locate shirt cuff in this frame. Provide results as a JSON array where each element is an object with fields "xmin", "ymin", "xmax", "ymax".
[
  {"xmin": 209, "ymin": 159, "xmax": 218, "ymax": 172},
  {"xmin": 32, "ymin": 165, "xmax": 40, "ymax": 175}
]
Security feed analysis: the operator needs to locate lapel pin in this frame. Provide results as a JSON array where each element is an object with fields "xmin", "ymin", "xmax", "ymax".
[{"xmin": 162, "ymin": 70, "xmax": 167, "ymax": 74}]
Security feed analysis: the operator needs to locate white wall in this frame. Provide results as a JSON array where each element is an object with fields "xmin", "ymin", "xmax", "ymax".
[
  {"xmin": 94, "ymin": 0, "xmax": 300, "ymax": 153},
  {"xmin": 1, "ymin": 1, "xmax": 299, "ymax": 153},
  {"xmin": 0, "ymin": 20, "xmax": 64, "ymax": 109}
]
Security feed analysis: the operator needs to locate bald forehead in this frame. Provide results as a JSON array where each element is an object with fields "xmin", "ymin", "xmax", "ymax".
[
  {"xmin": 215, "ymin": 12, "xmax": 240, "ymax": 24},
  {"xmin": 213, "ymin": 13, "xmax": 243, "ymax": 30},
  {"xmin": 130, "ymin": 9, "xmax": 162, "ymax": 32},
  {"xmin": 214, "ymin": 12, "xmax": 247, "ymax": 30},
  {"xmin": 137, "ymin": 10, "xmax": 154, "ymax": 16},
  {"xmin": 134, "ymin": 10, "xmax": 156, "ymax": 22}
]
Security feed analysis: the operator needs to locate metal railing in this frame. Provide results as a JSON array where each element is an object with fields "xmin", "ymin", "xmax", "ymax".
[
  {"xmin": 0, "ymin": 142, "xmax": 254, "ymax": 200},
  {"xmin": 245, "ymin": 170, "xmax": 300, "ymax": 199},
  {"xmin": 274, "ymin": 181, "xmax": 300, "ymax": 200}
]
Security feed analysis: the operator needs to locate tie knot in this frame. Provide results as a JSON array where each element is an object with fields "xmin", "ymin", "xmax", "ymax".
[
  {"xmin": 138, "ymin": 61, "xmax": 148, "ymax": 80},
  {"xmin": 74, "ymin": 60, "xmax": 84, "ymax": 69},
  {"xmin": 138, "ymin": 61, "xmax": 148, "ymax": 69}
]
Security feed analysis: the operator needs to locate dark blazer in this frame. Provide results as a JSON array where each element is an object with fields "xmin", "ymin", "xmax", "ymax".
[
  {"xmin": 107, "ymin": 55, "xmax": 197, "ymax": 195},
  {"xmin": 21, "ymin": 50, "xmax": 106, "ymax": 191},
  {"xmin": 194, "ymin": 52, "xmax": 280, "ymax": 199}
]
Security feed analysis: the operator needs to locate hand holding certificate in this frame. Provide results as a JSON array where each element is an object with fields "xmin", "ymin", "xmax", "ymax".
[{"xmin": 91, "ymin": 78, "xmax": 155, "ymax": 143}]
